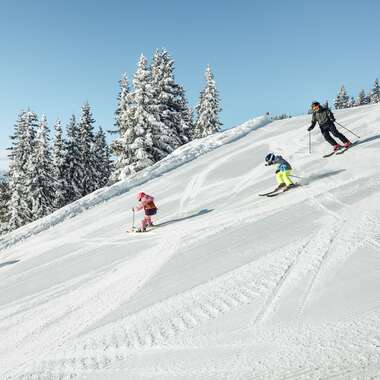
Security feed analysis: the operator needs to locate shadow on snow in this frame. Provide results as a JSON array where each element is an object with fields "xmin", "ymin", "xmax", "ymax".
[{"xmin": 156, "ymin": 208, "xmax": 213, "ymax": 228}]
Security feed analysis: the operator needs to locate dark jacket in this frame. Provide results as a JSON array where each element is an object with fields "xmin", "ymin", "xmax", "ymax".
[{"xmin": 309, "ymin": 107, "xmax": 335, "ymax": 130}]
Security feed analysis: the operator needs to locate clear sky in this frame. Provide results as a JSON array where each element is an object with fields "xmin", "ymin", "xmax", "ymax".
[{"xmin": 1, "ymin": 0, "xmax": 379, "ymax": 152}]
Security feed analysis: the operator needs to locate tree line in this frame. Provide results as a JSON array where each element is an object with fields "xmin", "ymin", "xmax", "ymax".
[
  {"xmin": 334, "ymin": 78, "xmax": 380, "ymax": 109},
  {"xmin": 0, "ymin": 49, "xmax": 222, "ymax": 235}
]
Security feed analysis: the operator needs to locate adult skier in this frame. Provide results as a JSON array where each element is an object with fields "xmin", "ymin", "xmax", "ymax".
[
  {"xmin": 307, "ymin": 101, "xmax": 351, "ymax": 152},
  {"xmin": 132, "ymin": 192, "xmax": 157, "ymax": 232},
  {"xmin": 265, "ymin": 153, "xmax": 295, "ymax": 192}
]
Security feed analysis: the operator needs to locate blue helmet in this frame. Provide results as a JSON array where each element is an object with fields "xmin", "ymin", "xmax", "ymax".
[{"xmin": 265, "ymin": 153, "xmax": 275, "ymax": 163}]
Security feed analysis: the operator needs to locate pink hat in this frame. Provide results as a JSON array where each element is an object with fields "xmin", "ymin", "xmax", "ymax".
[{"xmin": 137, "ymin": 192, "xmax": 145, "ymax": 201}]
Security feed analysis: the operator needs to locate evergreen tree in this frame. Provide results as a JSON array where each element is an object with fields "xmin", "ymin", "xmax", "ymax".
[
  {"xmin": 110, "ymin": 73, "xmax": 133, "ymax": 182},
  {"xmin": 348, "ymin": 96, "xmax": 356, "ymax": 108},
  {"xmin": 155, "ymin": 49, "xmax": 193, "ymax": 145},
  {"xmin": 7, "ymin": 110, "xmax": 38, "ymax": 230},
  {"xmin": 369, "ymin": 78, "xmax": 380, "ymax": 103},
  {"xmin": 194, "ymin": 65, "xmax": 222, "ymax": 138},
  {"xmin": 52, "ymin": 119, "xmax": 67, "ymax": 209},
  {"xmin": 334, "ymin": 85, "xmax": 350, "ymax": 109},
  {"xmin": 63, "ymin": 115, "xmax": 83, "ymax": 203},
  {"xmin": 120, "ymin": 54, "xmax": 155, "ymax": 177},
  {"xmin": 94, "ymin": 128, "xmax": 111, "ymax": 188},
  {"xmin": 26, "ymin": 115, "xmax": 55, "ymax": 220},
  {"xmin": 78, "ymin": 102, "xmax": 97, "ymax": 196},
  {"xmin": 150, "ymin": 49, "xmax": 184, "ymax": 160},
  {"xmin": 356, "ymin": 89, "xmax": 370, "ymax": 106},
  {"xmin": 0, "ymin": 174, "xmax": 10, "ymax": 234}
]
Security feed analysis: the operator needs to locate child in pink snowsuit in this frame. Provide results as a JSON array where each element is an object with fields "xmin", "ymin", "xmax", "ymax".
[{"xmin": 133, "ymin": 192, "xmax": 157, "ymax": 232}]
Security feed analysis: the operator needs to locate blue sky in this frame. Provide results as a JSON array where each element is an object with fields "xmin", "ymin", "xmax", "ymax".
[{"xmin": 1, "ymin": 0, "xmax": 379, "ymax": 152}]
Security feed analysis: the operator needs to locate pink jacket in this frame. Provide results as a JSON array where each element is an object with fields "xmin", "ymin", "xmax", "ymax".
[{"xmin": 134, "ymin": 194, "xmax": 156, "ymax": 212}]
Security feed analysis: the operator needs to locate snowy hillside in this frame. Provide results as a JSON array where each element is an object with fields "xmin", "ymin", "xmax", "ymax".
[{"xmin": 1, "ymin": 104, "xmax": 380, "ymax": 379}]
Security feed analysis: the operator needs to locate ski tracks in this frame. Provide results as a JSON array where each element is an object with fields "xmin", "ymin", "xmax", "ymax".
[
  {"xmin": 2, "ymin": 231, "xmax": 184, "ymax": 379},
  {"xmin": 15, "ymin": 240, "xmax": 318, "ymax": 379}
]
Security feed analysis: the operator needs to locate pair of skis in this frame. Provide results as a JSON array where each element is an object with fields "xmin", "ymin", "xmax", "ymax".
[
  {"xmin": 259, "ymin": 183, "xmax": 301, "ymax": 197},
  {"xmin": 126, "ymin": 225, "xmax": 157, "ymax": 234},
  {"xmin": 323, "ymin": 141, "xmax": 358, "ymax": 158}
]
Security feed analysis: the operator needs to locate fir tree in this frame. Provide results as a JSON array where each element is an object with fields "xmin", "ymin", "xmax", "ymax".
[
  {"xmin": 63, "ymin": 115, "xmax": 83, "ymax": 203},
  {"xmin": 0, "ymin": 174, "xmax": 10, "ymax": 234},
  {"xmin": 52, "ymin": 119, "xmax": 67, "ymax": 209},
  {"xmin": 94, "ymin": 128, "xmax": 111, "ymax": 188},
  {"xmin": 356, "ymin": 89, "xmax": 369, "ymax": 106},
  {"xmin": 150, "ymin": 49, "xmax": 184, "ymax": 160},
  {"xmin": 348, "ymin": 96, "xmax": 356, "ymax": 108},
  {"xmin": 334, "ymin": 85, "xmax": 350, "ymax": 109},
  {"xmin": 194, "ymin": 65, "xmax": 222, "ymax": 138},
  {"xmin": 369, "ymin": 78, "xmax": 380, "ymax": 103},
  {"xmin": 78, "ymin": 102, "xmax": 97, "ymax": 196},
  {"xmin": 120, "ymin": 54, "xmax": 155, "ymax": 177},
  {"xmin": 7, "ymin": 110, "xmax": 38, "ymax": 230},
  {"xmin": 26, "ymin": 115, "xmax": 54, "ymax": 220},
  {"xmin": 110, "ymin": 73, "xmax": 133, "ymax": 182}
]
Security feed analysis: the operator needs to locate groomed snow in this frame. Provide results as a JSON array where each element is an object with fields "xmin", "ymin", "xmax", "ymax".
[{"xmin": 1, "ymin": 105, "xmax": 380, "ymax": 379}]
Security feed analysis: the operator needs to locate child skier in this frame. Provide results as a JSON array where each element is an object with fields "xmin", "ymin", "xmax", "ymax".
[
  {"xmin": 132, "ymin": 192, "xmax": 157, "ymax": 232},
  {"xmin": 265, "ymin": 153, "xmax": 296, "ymax": 192}
]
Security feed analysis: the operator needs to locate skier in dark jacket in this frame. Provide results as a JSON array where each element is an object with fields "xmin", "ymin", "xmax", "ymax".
[{"xmin": 307, "ymin": 101, "xmax": 351, "ymax": 152}]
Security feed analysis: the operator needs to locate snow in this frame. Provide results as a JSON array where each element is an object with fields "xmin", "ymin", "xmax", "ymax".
[{"xmin": 1, "ymin": 105, "xmax": 380, "ymax": 379}]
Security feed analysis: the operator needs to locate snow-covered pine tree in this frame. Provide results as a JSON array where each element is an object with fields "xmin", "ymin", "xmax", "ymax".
[
  {"xmin": 194, "ymin": 65, "xmax": 222, "ymax": 138},
  {"xmin": 348, "ymin": 96, "xmax": 356, "ymax": 108},
  {"xmin": 334, "ymin": 85, "xmax": 350, "ymax": 109},
  {"xmin": 369, "ymin": 78, "xmax": 380, "ymax": 103},
  {"xmin": 151, "ymin": 49, "xmax": 193, "ymax": 153},
  {"xmin": 110, "ymin": 73, "xmax": 133, "ymax": 182},
  {"xmin": 52, "ymin": 119, "xmax": 67, "ymax": 209},
  {"xmin": 119, "ymin": 54, "xmax": 155, "ymax": 178},
  {"xmin": 7, "ymin": 110, "xmax": 38, "ymax": 230},
  {"xmin": 150, "ymin": 49, "xmax": 184, "ymax": 160},
  {"xmin": 0, "ymin": 174, "xmax": 10, "ymax": 234},
  {"xmin": 63, "ymin": 115, "xmax": 84, "ymax": 203},
  {"xmin": 94, "ymin": 128, "xmax": 111, "ymax": 188},
  {"xmin": 26, "ymin": 115, "xmax": 55, "ymax": 220},
  {"xmin": 356, "ymin": 89, "xmax": 370, "ymax": 106},
  {"xmin": 78, "ymin": 102, "xmax": 98, "ymax": 196}
]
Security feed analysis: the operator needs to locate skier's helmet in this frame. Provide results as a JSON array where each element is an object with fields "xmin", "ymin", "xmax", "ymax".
[
  {"xmin": 137, "ymin": 192, "xmax": 145, "ymax": 201},
  {"xmin": 265, "ymin": 153, "xmax": 275, "ymax": 163}
]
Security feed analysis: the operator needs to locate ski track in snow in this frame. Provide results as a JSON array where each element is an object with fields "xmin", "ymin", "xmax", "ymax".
[{"xmin": 2, "ymin": 105, "xmax": 380, "ymax": 379}]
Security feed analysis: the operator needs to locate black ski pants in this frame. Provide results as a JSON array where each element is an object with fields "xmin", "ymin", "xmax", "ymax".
[{"xmin": 320, "ymin": 122, "xmax": 350, "ymax": 146}]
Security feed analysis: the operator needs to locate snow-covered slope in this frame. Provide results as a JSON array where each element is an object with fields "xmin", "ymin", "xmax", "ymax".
[{"xmin": 1, "ymin": 105, "xmax": 380, "ymax": 379}]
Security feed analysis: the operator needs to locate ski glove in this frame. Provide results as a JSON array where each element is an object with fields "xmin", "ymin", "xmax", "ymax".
[{"xmin": 307, "ymin": 126, "xmax": 314, "ymax": 132}]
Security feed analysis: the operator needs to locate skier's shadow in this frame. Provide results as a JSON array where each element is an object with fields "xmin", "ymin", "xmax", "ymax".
[
  {"xmin": 0, "ymin": 260, "xmax": 19, "ymax": 269},
  {"xmin": 307, "ymin": 169, "xmax": 346, "ymax": 182},
  {"xmin": 156, "ymin": 208, "xmax": 213, "ymax": 227},
  {"xmin": 355, "ymin": 134, "xmax": 380, "ymax": 147}
]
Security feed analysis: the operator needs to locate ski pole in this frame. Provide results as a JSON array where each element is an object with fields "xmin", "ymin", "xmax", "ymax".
[
  {"xmin": 132, "ymin": 208, "xmax": 135, "ymax": 230},
  {"xmin": 290, "ymin": 174, "xmax": 304, "ymax": 179},
  {"xmin": 335, "ymin": 121, "xmax": 361, "ymax": 139},
  {"xmin": 308, "ymin": 131, "xmax": 311, "ymax": 154}
]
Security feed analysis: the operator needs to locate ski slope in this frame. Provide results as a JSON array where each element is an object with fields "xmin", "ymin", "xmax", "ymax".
[{"xmin": 1, "ymin": 104, "xmax": 380, "ymax": 379}]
